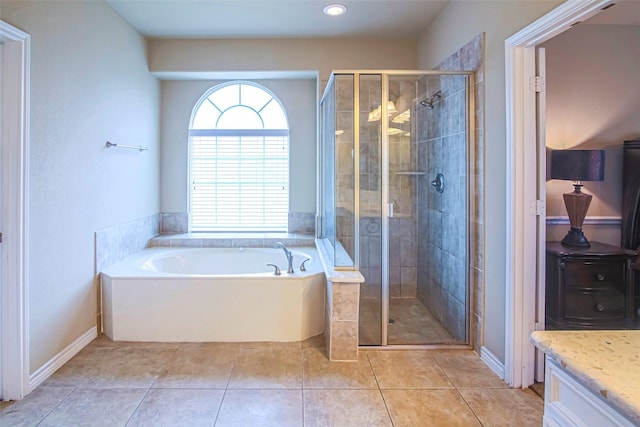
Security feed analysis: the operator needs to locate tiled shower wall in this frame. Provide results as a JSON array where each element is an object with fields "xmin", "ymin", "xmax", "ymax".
[{"xmin": 416, "ymin": 34, "xmax": 484, "ymax": 350}]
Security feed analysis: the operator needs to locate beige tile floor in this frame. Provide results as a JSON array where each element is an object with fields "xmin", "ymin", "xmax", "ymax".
[{"xmin": 1, "ymin": 334, "xmax": 543, "ymax": 426}]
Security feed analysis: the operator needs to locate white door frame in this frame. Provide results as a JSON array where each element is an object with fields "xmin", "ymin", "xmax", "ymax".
[
  {"xmin": 0, "ymin": 20, "xmax": 30, "ymax": 401},
  {"xmin": 504, "ymin": 0, "xmax": 613, "ymax": 388}
]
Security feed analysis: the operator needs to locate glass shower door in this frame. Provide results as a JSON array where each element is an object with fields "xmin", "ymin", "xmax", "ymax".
[
  {"xmin": 358, "ymin": 74, "xmax": 383, "ymax": 345},
  {"xmin": 385, "ymin": 73, "xmax": 469, "ymax": 345}
]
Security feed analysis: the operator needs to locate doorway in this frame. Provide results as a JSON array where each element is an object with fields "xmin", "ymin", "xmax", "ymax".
[
  {"xmin": 504, "ymin": 0, "xmax": 617, "ymax": 388},
  {"xmin": 0, "ymin": 19, "xmax": 30, "ymax": 401}
]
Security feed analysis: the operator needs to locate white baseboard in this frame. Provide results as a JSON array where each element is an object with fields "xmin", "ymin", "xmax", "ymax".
[
  {"xmin": 481, "ymin": 345, "xmax": 505, "ymax": 380},
  {"xmin": 29, "ymin": 326, "xmax": 98, "ymax": 390}
]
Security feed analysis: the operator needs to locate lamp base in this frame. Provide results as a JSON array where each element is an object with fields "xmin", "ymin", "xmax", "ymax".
[{"xmin": 561, "ymin": 227, "xmax": 591, "ymax": 247}]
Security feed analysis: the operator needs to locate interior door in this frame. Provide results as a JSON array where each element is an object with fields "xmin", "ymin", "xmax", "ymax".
[{"xmin": 535, "ymin": 47, "xmax": 547, "ymax": 383}]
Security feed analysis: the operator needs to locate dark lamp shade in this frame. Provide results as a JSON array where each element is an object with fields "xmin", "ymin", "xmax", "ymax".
[{"xmin": 550, "ymin": 149, "xmax": 605, "ymax": 182}]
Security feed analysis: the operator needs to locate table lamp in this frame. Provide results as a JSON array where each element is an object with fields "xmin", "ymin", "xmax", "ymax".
[{"xmin": 550, "ymin": 149, "xmax": 605, "ymax": 247}]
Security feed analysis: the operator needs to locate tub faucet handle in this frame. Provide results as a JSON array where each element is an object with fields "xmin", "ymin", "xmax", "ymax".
[
  {"xmin": 300, "ymin": 258, "xmax": 310, "ymax": 272},
  {"xmin": 274, "ymin": 242, "xmax": 295, "ymax": 274},
  {"xmin": 266, "ymin": 263, "xmax": 281, "ymax": 276}
]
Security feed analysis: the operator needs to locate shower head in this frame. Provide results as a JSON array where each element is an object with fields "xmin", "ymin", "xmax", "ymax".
[
  {"xmin": 419, "ymin": 90, "xmax": 442, "ymax": 110},
  {"xmin": 419, "ymin": 99, "xmax": 433, "ymax": 109}
]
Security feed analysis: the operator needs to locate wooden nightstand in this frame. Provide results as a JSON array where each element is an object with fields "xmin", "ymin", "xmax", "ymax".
[{"xmin": 545, "ymin": 241, "xmax": 637, "ymax": 330}]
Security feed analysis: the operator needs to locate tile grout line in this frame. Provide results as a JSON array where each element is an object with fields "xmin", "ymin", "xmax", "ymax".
[
  {"xmin": 212, "ymin": 388, "xmax": 228, "ymax": 426},
  {"xmin": 122, "ymin": 387, "xmax": 153, "ymax": 427},
  {"xmin": 124, "ymin": 342, "xmax": 180, "ymax": 427},
  {"xmin": 364, "ymin": 351, "xmax": 395, "ymax": 425},
  {"xmin": 34, "ymin": 385, "xmax": 77, "ymax": 426},
  {"xmin": 432, "ymin": 353, "xmax": 486, "ymax": 426},
  {"xmin": 454, "ymin": 388, "xmax": 485, "ymax": 426},
  {"xmin": 212, "ymin": 344, "xmax": 241, "ymax": 426}
]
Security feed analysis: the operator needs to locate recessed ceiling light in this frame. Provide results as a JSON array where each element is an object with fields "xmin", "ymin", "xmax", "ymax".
[{"xmin": 323, "ymin": 4, "xmax": 347, "ymax": 16}]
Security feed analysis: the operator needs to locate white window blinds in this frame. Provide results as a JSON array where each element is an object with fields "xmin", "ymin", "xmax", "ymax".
[{"xmin": 189, "ymin": 83, "xmax": 289, "ymax": 232}]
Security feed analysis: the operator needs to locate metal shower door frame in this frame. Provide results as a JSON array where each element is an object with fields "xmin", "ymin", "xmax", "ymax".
[{"xmin": 328, "ymin": 69, "xmax": 475, "ymax": 347}]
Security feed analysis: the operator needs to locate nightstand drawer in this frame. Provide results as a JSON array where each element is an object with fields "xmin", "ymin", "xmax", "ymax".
[
  {"xmin": 546, "ymin": 241, "xmax": 637, "ymax": 330},
  {"xmin": 563, "ymin": 261, "xmax": 624, "ymax": 289},
  {"xmin": 564, "ymin": 289, "xmax": 625, "ymax": 322}
]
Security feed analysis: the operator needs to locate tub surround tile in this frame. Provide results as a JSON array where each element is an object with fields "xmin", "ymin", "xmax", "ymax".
[
  {"xmin": 288, "ymin": 211, "xmax": 315, "ymax": 234},
  {"xmin": 215, "ymin": 389, "xmax": 303, "ymax": 427},
  {"xmin": 303, "ymin": 389, "xmax": 392, "ymax": 427},
  {"xmin": 38, "ymin": 388, "xmax": 147, "ymax": 427},
  {"xmin": 126, "ymin": 388, "xmax": 224, "ymax": 427},
  {"xmin": 316, "ymin": 239, "xmax": 364, "ymax": 360},
  {"xmin": 148, "ymin": 232, "xmax": 315, "ymax": 249},
  {"xmin": 95, "ymin": 228, "xmax": 120, "ymax": 273},
  {"xmin": 160, "ymin": 212, "xmax": 188, "ymax": 234},
  {"xmin": 95, "ymin": 213, "xmax": 160, "ymax": 272},
  {"xmin": 382, "ymin": 389, "xmax": 481, "ymax": 426},
  {"xmin": 332, "ymin": 284, "xmax": 360, "ymax": 321},
  {"xmin": 327, "ymin": 320, "xmax": 359, "ymax": 362}
]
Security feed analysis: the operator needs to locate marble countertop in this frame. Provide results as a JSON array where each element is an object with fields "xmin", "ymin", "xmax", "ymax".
[{"xmin": 530, "ymin": 330, "xmax": 640, "ymax": 424}]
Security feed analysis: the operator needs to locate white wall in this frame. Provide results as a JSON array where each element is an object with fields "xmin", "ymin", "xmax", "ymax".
[
  {"xmin": 417, "ymin": 0, "xmax": 563, "ymax": 363},
  {"xmin": 542, "ymin": 24, "xmax": 640, "ymax": 246},
  {"xmin": 152, "ymin": 37, "xmax": 418, "ymax": 216},
  {"xmin": 148, "ymin": 38, "xmax": 418, "ymax": 84},
  {"xmin": 0, "ymin": 1, "xmax": 160, "ymax": 372},
  {"xmin": 161, "ymin": 79, "xmax": 317, "ymax": 214}
]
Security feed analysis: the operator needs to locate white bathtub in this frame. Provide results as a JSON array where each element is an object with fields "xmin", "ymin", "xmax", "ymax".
[{"xmin": 101, "ymin": 247, "xmax": 326, "ymax": 342}]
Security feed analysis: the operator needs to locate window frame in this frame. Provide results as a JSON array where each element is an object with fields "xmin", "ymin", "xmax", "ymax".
[{"xmin": 188, "ymin": 81, "xmax": 290, "ymax": 232}]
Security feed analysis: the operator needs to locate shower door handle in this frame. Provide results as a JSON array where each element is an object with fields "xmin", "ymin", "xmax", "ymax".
[{"xmin": 388, "ymin": 203, "xmax": 394, "ymax": 218}]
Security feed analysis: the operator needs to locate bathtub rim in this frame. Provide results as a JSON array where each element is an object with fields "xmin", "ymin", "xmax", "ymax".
[{"xmin": 100, "ymin": 246, "xmax": 324, "ymax": 279}]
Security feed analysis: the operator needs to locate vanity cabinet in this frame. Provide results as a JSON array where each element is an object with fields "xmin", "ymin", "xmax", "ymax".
[
  {"xmin": 543, "ymin": 356, "xmax": 636, "ymax": 427},
  {"xmin": 545, "ymin": 241, "xmax": 637, "ymax": 330}
]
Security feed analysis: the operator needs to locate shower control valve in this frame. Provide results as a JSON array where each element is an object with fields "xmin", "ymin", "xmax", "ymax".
[{"xmin": 431, "ymin": 173, "xmax": 445, "ymax": 193}]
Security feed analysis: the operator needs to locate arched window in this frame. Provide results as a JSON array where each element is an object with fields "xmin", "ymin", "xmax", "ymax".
[{"xmin": 189, "ymin": 82, "xmax": 289, "ymax": 231}]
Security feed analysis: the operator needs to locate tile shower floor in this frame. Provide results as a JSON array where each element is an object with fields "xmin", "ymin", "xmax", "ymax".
[
  {"xmin": 1, "ymin": 335, "xmax": 543, "ymax": 426},
  {"xmin": 361, "ymin": 297, "xmax": 460, "ymax": 345}
]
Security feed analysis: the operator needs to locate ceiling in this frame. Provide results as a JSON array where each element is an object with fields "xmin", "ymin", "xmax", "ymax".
[
  {"xmin": 105, "ymin": 0, "xmax": 640, "ymax": 40},
  {"xmin": 105, "ymin": 0, "xmax": 450, "ymax": 39}
]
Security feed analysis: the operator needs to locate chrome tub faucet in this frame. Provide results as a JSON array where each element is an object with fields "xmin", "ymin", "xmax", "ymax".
[{"xmin": 274, "ymin": 242, "xmax": 294, "ymax": 274}]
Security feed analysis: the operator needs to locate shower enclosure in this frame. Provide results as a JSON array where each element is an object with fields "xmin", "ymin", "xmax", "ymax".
[{"xmin": 319, "ymin": 71, "xmax": 474, "ymax": 346}]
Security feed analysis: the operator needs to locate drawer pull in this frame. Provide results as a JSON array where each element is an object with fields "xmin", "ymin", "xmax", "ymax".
[
  {"xmin": 596, "ymin": 273, "xmax": 605, "ymax": 281},
  {"xmin": 595, "ymin": 303, "xmax": 605, "ymax": 312}
]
